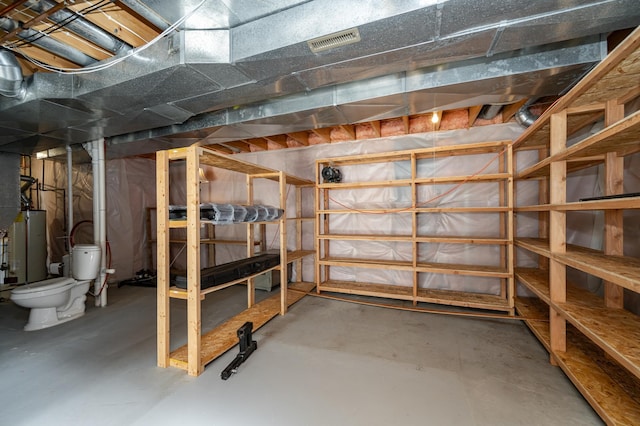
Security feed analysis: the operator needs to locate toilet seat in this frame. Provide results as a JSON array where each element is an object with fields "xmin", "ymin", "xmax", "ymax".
[{"xmin": 11, "ymin": 277, "xmax": 75, "ymax": 300}]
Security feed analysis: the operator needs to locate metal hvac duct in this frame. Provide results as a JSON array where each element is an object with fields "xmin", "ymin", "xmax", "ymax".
[
  {"xmin": 515, "ymin": 98, "xmax": 541, "ymax": 128},
  {"xmin": 0, "ymin": 49, "xmax": 24, "ymax": 98},
  {"xmin": 25, "ymin": 0, "xmax": 133, "ymax": 55},
  {"xmin": 0, "ymin": 17, "xmax": 96, "ymax": 67}
]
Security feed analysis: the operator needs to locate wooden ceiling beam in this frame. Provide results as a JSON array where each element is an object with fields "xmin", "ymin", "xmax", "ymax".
[
  {"xmin": 311, "ymin": 127, "xmax": 332, "ymax": 142},
  {"xmin": 223, "ymin": 141, "xmax": 252, "ymax": 153},
  {"xmin": 204, "ymin": 144, "xmax": 234, "ymax": 154},
  {"xmin": 286, "ymin": 131, "xmax": 309, "ymax": 146},
  {"xmin": 339, "ymin": 124, "xmax": 355, "ymax": 140},
  {"xmin": 402, "ymin": 116, "xmax": 410, "ymax": 133},
  {"xmin": 501, "ymin": 99, "xmax": 528, "ymax": 123},
  {"xmin": 467, "ymin": 105, "xmax": 483, "ymax": 128},
  {"xmin": 66, "ymin": 1, "xmax": 159, "ymax": 47},
  {"xmin": 369, "ymin": 120, "xmax": 381, "ymax": 138},
  {"xmin": 265, "ymin": 134, "xmax": 289, "ymax": 147},
  {"xmin": 0, "ymin": 0, "xmax": 29, "ymax": 17},
  {"xmin": 22, "ymin": 1, "xmax": 66, "ymax": 29},
  {"xmin": 242, "ymin": 138, "xmax": 269, "ymax": 150}
]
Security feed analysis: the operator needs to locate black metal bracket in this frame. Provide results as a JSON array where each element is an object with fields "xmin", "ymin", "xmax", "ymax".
[{"xmin": 221, "ymin": 321, "xmax": 257, "ymax": 380}]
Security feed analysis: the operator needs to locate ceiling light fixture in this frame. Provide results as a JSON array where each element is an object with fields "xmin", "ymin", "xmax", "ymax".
[{"xmin": 431, "ymin": 111, "xmax": 439, "ymax": 124}]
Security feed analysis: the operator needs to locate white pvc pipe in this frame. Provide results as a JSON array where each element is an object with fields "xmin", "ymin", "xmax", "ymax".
[
  {"xmin": 91, "ymin": 139, "xmax": 108, "ymax": 307},
  {"xmin": 66, "ymin": 145, "xmax": 74, "ymax": 277}
]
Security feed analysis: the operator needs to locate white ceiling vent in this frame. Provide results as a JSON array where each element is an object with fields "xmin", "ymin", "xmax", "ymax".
[{"xmin": 308, "ymin": 28, "xmax": 361, "ymax": 53}]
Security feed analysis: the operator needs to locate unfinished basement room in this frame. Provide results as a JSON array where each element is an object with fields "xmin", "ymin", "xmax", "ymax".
[{"xmin": 1, "ymin": 1, "xmax": 640, "ymax": 425}]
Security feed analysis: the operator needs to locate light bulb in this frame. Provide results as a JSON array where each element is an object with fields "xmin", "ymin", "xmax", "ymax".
[{"xmin": 431, "ymin": 111, "xmax": 439, "ymax": 124}]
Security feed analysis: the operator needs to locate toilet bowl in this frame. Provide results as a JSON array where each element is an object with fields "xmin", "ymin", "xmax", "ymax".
[{"xmin": 11, "ymin": 244, "xmax": 101, "ymax": 331}]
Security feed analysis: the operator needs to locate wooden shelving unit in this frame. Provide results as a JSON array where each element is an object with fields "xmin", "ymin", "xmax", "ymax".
[
  {"xmin": 315, "ymin": 140, "xmax": 514, "ymax": 313},
  {"xmin": 513, "ymin": 26, "xmax": 640, "ymax": 423},
  {"xmin": 156, "ymin": 145, "xmax": 315, "ymax": 376}
]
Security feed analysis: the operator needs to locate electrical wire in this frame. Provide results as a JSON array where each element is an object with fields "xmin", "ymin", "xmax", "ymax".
[
  {"xmin": 5, "ymin": 0, "xmax": 207, "ymax": 74},
  {"xmin": 3, "ymin": 0, "xmax": 112, "ymax": 50},
  {"xmin": 327, "ymin": 146, "xmax": 508, "ymax": 214}
]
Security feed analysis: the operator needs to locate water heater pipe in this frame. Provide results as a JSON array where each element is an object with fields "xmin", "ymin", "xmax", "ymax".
[
  {"xmin": 66, "ymin": 145, "xmax": 73, "ymax": 253},
  {"xmin": 91, "ymin": 139, "xmax": 108, "ymax": 307}
]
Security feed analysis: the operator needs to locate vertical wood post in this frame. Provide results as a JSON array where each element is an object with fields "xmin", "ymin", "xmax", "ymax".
[
  {"xmin": 604, "ymin": 99, "xmax": 625, "ymax": 309},
  {"xmin": 186, "ymin": 146, "xmax": 202, "ymax": 376},
  {"xmin": 156, "ymin": 151, "xmax": 170, "ymax": 368},
  {"xmin": 549, "ymin": 111, "xmax": 568, "ymax": 361}
]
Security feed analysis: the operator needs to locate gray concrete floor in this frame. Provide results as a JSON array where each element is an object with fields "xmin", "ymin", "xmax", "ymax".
[{"xmin": 0, "ymin": 285, "xmax": 602, "ymax": 426}]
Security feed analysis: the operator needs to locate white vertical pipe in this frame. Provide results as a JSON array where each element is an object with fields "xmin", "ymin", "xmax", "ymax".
[
  {"xmin": 91, "ymin": 139, "xmax": 108, "ymax": 307},
  {"xmin": 66, "ymin": 145, "xmax": 73, "ymax": 253}
]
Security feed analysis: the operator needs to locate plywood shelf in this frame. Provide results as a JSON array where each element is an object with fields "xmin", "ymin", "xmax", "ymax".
[
  {"xmin": 318, "ymin": 280, "xmax": 414, "ymax": 300},
  {"xmin": 516, "ymin": 238, "xmax": 640, "ymax": 293},
  {"xmin": 316, "ymin": 139, "xmax": 513, "ymax": 316},
  {"xmin": 416, "ymin": 288, "xmax": 511, "ymax": 312},
  {"xmin": 318, "ymin": 256, "xmax": 414, "ymax": 271},
  {"xmin": 515, "ymin": 268, "xmax": 550, "ymax": 303},
  {"xmin": 517, "ymin": 267, "xmax": 640, "ymax": 380},
  {"xmin": 319, "ymin": 257, "xmax": 509, "ymax": 278},
  {"xmin": 517, "ymin": 111, "xmax": 640, "ymax": 179},
  {"xmin": 317, "ymin": 206, "xmax": 509, "ymax": 214},
  {"xmin": 157, "ymin": 145, "xmax": 316, "ymax": 376},
  {"xmin": 317, "ymin": 233, "xmax": 414, "ymax": 242},
  {"xmin": 512, "ymin": 27, "xmax": 640, "ymax": 422},
  {"xmin": 555, "ymin": 337, "xmax": 640, "ymax": 426},
  {"xmin": 515, "ymin": 296, "xmax": 550, "ymax": 350},
  {"xmin": 169, "ymin": 282, "xmax": 315, "ymax": 370}
]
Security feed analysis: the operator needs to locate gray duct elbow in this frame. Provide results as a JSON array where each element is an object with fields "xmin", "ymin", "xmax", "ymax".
[
  {"xmin": 515, "ymin": 98, "xmax": 540, "ymax": 128},
  {"xmin": 0, "ymin": 49, "xmax": 25, "ymax": 98}
]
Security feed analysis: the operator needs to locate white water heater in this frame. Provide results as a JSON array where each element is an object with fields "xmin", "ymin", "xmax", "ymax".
[{"xmin": 8, "ymin": 210, "xmax": 47, "ymax": 284}]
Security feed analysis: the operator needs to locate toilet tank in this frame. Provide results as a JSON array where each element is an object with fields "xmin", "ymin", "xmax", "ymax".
[{"xmin": 72, "ymin": 244, "xmax": 101, "ymax": 280}]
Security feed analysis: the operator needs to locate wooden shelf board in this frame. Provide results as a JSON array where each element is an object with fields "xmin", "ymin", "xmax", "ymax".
[
  {"xmin": 168, "ymin": 265, "xmax": 281, "ymax": 300},
  {"xmin": 415, "ymin": 207, "xmax": 510, "ymax": 213},
  {"xmin": 516, "ymin": 155, "xmax": 603, "ymax": 180},
  {"xmin": 285, "ymin": 250, "xmax": 315, "ymax": 263},
  {"xmin": 513, "ymin": 27, "xmax": 640, "ymax": 151},
  {"xmin": 318, "ymin": 257, "xmax": 414, "ymax": 271},
  {"xmin": 416, "ymin": 288, "xmax": 511, "ymax": 311},
  {"xmin": 515, "ymin": 205, "xmax": 552, "ymax": 212},
  {"xmin": 555, "ymin": 286, "xmax": 640, "ymax": 381},
  {"xmin": 317, "ymin": 207, "xmax": 508, "ymax": 214},
  {"xmin": 559, "ymin": 109, "xmax": 640, "ymax": 160},
  {"xmin": 169, "ymin": 281, "xmax": 315, "ymax": 368},
  {"xmin": 318, "ymin": 179, "xmax": 412, "ymax": 189},
  {"xmin": 550, "ymin": 196, "xmax": 640, "ymax": 211},
  {"xmin": 414, "ymin": 173, "xmax": 510, "ymax": 185},
  {"xmin": 557, "ymin": 246, "xmax": 640, "ymax": 294},
  {"xmin": 415, "ymin": 261, "xmax": 509, "ymax": 278},
  {"xmin": 319, "ymin": 257, "xmax": 508, "ymax": 277},
  {"xmin": 316, "ymin": 140, "xmax": 510, "ymax": 166},
  {"xmin": 287, "ymin": 216, "xmax": 315, "ymax": 222},
  {"xmin": 170, "ymin": 238, "xmax": 256, "ymax": 245},
  {"xmin": 318, "ymin": 280, "xmax": 413, "ymax": 301},
  {"xmin": 415, "ymin": 236, "xmax": 509, "ymax": 245},
  {"xmin": 515, "ymin": 296, "xmax": 550, "ymax": 351},
  {"xmin": 515, "ymin": 238, "xmax": 551, "ymax": 257},
  {"xmin": 517, "ymin": 295, "xmax": 640, "ymax": 425},
  {"xmin": 193, "ymin": 146, "xmax": 313, "ymax": 186},
  {"xmin": 517, "ymin": 238, "xmax": 640, "ymax": 292},
  {"xmin": 556, "ymin": 336, "xmax": 640, "ymax": 426},
  {"xmin": 515, "ymin": 268, "xmax": 550, "ymax": 303},
  {"xmin": 517, "ymin": 265, "xmax": 640, "ymax": 380},
  {"xmin": 317, "ymin": 233, "xmax": 414, "ymax": 242}
]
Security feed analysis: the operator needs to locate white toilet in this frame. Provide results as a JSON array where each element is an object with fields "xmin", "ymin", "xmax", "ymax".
[{"xmin": 11, "ymin": 244, "xmax": 101, "ymax": 331}]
